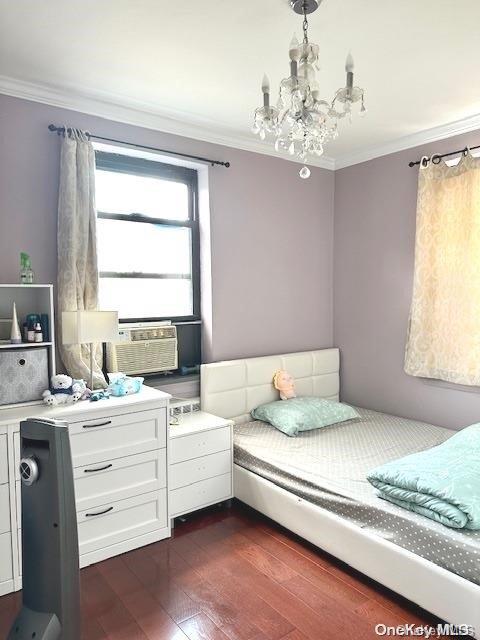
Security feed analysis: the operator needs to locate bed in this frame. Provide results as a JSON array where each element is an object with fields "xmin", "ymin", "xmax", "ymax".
[{"xmin": 201, "ymin": 348, "xmax": 480, "ymax": 636}]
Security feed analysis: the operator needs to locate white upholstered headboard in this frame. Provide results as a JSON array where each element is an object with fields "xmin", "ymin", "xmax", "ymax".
[{"xmin": 201, "ymin": 348, "xmax": 339, "ymax": 423}]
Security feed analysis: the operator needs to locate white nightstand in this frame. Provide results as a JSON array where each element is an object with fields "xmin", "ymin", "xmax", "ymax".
[{"xmin": 168, "ymin": 410, "xmax": 233, "ymax": 521}]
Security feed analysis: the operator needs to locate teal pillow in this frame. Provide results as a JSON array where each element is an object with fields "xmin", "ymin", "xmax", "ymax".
[{"xmin": 251, "ymin": 397, "xmax": 360, "ymax": 437}]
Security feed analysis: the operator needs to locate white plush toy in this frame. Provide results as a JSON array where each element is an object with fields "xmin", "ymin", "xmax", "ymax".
[
  {"xmin": 42, "ymin": 374, "xmax": 82, "ymax": 406},
  {"xmin": 72, "ymin": 379, "xmax": 92, "ymax": 401}
]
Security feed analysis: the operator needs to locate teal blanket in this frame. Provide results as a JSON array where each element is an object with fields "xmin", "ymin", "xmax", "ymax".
[{"xmin": 367, "ymin": 423, "xmax": 480, "ymax": 530}]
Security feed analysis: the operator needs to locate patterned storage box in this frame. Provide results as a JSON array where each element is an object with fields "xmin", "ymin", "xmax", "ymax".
[{"xmin": 0, "ymin": 347, "xmax": 49, "ymax": 405}]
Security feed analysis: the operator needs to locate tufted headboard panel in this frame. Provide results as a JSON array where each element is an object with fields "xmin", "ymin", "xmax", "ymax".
[{"xmin": 201, "ymin": 348, "xmax": 339, "ymax": 423}]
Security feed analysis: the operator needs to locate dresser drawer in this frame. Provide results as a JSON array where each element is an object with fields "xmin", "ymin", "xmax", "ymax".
[
  {"xmin": 0, "ymin": 531, "xmax": 12, "ymax": 585},
  {"xmin": 69, "ymin": 408, "xmax": 166, "ymax": 467},
  {"xmin": 169, "ymin": 473, "xmax": 231, "ymax": 517},
  {"xmin": 74, "ymin": 449, "xmax": 167, "ymax": 511},
  {"xmin": 0, "ymin": 484, "xmax": 10, "ymax": 535},
  {"xmin": 170, "ymin": 426, "xmax": 230, "ymax": 464},
  {"xmin": 0, "ymin": 435, "xmax": 7, "ymax": 484},
  {"xmin": 78, "ymin": 489, "xmax": 167, "ymax": 556},
  {"xmin": 169, "ymin": 450, "xmax": 231, "ymax": 491}
]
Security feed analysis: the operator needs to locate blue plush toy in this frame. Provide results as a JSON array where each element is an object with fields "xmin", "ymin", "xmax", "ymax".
[
  {"xmin": 90, "ymin": 390, "xmax": 110, "ymax": 402},
  {"xmin": 107, "ymin": 373, "xmax": 144, "ymax": 397}
]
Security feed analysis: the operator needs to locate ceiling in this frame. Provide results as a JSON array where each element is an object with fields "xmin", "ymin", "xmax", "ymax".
[{"xmin": 1, "ymin": 0, "xmax": 480, "ymax": 168}]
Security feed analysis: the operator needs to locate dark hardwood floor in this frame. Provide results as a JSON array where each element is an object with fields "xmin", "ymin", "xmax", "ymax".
[{"xmin": 0, "ymin": 501, "xmax": 451, "ymax": 639}]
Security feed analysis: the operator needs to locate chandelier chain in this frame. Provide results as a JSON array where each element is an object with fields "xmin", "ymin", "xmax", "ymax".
[{"xmin": 302, "ymin": 5, "xmax": 309, "ymax": 43}]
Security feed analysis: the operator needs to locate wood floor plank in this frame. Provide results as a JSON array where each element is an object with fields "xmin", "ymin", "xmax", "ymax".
[
  {"xmin": 280, "ymin": 574, "xmax": 376, "ymax": 640},
  {"xmin": 133, "ymin": 612, "xmax": 189, "ymax": 640},
  {"xmin": 198, "ymin": 541, "xmax": 339, "ymax": 640},
  {"xmin": 279, "ymin": 631, "xmax": 309, "ymax": 640},
  {"xmin": 354, "ymin": 598, "xmax": 411, "ymax": 629},
  {"xmin": 179, "ymin": 612, "xmax": 231, "ymax": 640},
  {"xmin": 123, "ymin": 548, "xmax": 202, "ymax": 623},
  {"xmin": 150, "ymin": 576, "xmax": 202, "ymax": 623},
  {"xmin": 81, "ymin": 617, "xmax": 109, "ymax": 640},
  {"xmin": 96, "ymin": 598, "xmax": 149, "ymax": 640},
  {"xmin": 170, "ymin": 533, "xmax": 295, "ymax": 640},
  {"xmin": 235, "ymin": 541, "xmax": 298, "ymax": 583},
  {"xmin": 239, "ymin": 525, "xmax": 368, "ymax": 609},
  {"xmin": 97, "ymin": 556, "xmax": 145, "ymax": 598},
  {"xmin": 173, "ymin": 561, "xmax": 262, "ymax": 640}
]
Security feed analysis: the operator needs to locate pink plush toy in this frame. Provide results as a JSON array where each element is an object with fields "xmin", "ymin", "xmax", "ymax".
[{"xmin": 273, "ymin": 369, "xmax": 296, "ymax": 400}]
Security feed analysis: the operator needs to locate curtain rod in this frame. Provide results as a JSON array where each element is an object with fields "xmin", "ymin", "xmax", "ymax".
[
  {"xmin": 47, "ymin": 124, "xmax": 230, "ymax": 168},
  {"xmin": 408, "ymin": 143, "xmax": 480, "ymax": 168}
]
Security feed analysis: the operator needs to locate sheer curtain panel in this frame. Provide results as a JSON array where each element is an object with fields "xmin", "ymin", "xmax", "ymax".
[
  {"xmin": 405, "ymin": 152, "xmax": 480, "ymax": 386},
  {"xmin": 57, "ymin": 128, "xmax": 106, "ymax": 388}
]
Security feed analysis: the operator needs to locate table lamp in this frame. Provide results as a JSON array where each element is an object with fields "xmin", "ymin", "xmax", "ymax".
[{"xmin": 62, "ymin": 310, "xmax": 118, "ymax": 390}]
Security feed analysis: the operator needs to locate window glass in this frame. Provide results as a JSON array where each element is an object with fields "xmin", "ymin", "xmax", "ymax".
[
  {"xmin": 99, "ymin": 278, "xmax": 193, "ymax": 319},
  {"xmin": 95, "ymin": 169, "xmax": 189, "ymax": 221},
  {"xmin": 97, "ymin": 219, "xmax": 192, "ymax": 275}
]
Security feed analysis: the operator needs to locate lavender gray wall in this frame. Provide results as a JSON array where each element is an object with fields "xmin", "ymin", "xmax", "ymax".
[
  {"xmin": 334, "ymin": 132, "xmax": 480, "ymax": 429},
  {"xmin": 0, "ymin": 94, "xmax": 334, "ymax": 363}
]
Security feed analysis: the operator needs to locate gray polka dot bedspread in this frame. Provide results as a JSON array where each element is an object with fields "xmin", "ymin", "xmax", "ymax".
[{"xmin": 233, "ymin": 407, "xmax": 480, "ymax": 585}]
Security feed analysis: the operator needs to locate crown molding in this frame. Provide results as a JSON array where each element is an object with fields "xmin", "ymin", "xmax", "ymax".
[
  {"xmin": 334, "ymin": 112, "xmax": 480, "ymax": 169},
  {"xmin": 0, "ymin": 74, "xmax": 336, "ymax": 171},
  {"xmin": 4, "ymin": 73, "xmax": 478, "ymax": 173}
]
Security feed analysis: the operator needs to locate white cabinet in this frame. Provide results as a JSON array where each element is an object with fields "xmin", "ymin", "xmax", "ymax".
[
  {"xmin": 170, "ymin": 474, "xmax": 231, "ymax": 517},
  {"xmin": 168, "ymin": 411, "xmax": 233, "ymax": 519},
  {"xmin": 1, "ymin": 386, "xmax": 170, "ymax": 593},
  {"xmin": 0, "ymin": 532, "xmax": 12, "ymax": 587},
  {"xmin": 0, "ymin": 435, "xmax": 7, "ymax": 484},
  {"xmin": 0, "ymin": 485, "xmax": 10, "ymax": 535},
  {"xmin": 169, "ymin": 425, "xmax": 231, "ymax": 464},
  {"xmin": 0, "ymin": 426, "xmax": 13, "ymax": 596},
  {"xmin": 69, "ymin": 407, "xmax": 167, "ymax": 467},
  {"xmin": 74, "ymin": 449, "xmax": 167, "ymax": 511},
  {"xmin": 78, "ymin": 489, "xmax": 168, "ymax": 560}
]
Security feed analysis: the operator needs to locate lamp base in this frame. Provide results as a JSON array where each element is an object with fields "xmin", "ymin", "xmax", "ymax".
[
  {"xmin": 290, "ymin": 0, "xmax": 321, "ymax": 15},
  {"xmin": 89, "ymin": 342, "xmax": 94, "ymax": 391}
]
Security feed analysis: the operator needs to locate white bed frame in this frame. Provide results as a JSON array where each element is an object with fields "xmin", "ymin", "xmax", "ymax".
[{"xmin": 201, "ymin": 348, "xmax": 480, "ymax": 636}]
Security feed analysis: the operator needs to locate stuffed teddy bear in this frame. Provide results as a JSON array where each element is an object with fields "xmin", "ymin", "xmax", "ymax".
[
  {"xmin": 72, "ymin": 379, "xmax": 92, "ymax": 401},
  {"xmin": 273, "ymin": 369, "xmax": 296, "ymax": 400},
  {"xmin": 42, "ymin": 374, "xmax": 82, "ymax": 406}
]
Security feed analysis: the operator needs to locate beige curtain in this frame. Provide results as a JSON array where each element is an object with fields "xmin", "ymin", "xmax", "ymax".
[
  {"xmin": 405, "ymin": 152, "xmax": 480, "ymax": 386},
  {"xmin": 57, "ymin": 128, "xmax": 106, "ymax": 389}
]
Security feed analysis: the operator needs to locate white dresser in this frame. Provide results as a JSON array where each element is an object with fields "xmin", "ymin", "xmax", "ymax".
[
  {"xmin": 0, "ymin": 386, "xmax": 170, "ymax": 595},
  {"xmin": 168, "ymin": 411, "xmax": 233, "ymax": 520}
]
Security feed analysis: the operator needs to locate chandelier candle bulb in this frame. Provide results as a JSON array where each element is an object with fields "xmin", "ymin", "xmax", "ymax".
[
  {"xmin": 289, "ymin": 35, "xmax": 301, "ymax": 61},
  {"xmin": 262, "ymin": 74, "xmax": 270, "ymax": 107},
  {"xmin": 345, "ymin": 52, "xmax": 355, "ymax": 73},
  {"xmin": 346, "ymin": 53, "xmax": 354, "ymax": 91},
  {"xmin": 289, "ymin": 34, "xmax": 300, "ymax": 77}
]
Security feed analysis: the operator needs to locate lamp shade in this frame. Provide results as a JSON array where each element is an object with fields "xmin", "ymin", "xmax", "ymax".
[{"xmin": 62, "ymin": 311, "xmax": 119, "ymax": 345}]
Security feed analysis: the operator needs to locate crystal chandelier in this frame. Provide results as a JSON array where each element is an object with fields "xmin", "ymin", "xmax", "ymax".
[{"xmin": 252, "ymin": 0, "xmax": 366, "ymax": 179}]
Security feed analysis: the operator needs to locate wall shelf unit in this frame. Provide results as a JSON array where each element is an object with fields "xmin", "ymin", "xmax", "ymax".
[
  {"xmin": 0, "ymin": 342, "xmax": 53, "ymax": 350},
  {"xmin": 0, "ymin": 284, "xmax": 56, "ymax": 408}
]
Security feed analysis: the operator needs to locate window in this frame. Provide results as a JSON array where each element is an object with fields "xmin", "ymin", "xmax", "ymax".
[{"xmin": 95, "ymin": 152, "xmax": 200, "ymax": 321}]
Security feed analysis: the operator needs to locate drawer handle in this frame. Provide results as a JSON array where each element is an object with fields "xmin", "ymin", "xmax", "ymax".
[
  {"xmin": 82, "ymin": 420, "xmax": 112, "ymax": 429},
  {"xmin": 85, "ymin": 506, "xmax": 114, "ymax": 517},
  {"xmin": 83, "ymin": 463, "xmax": 113, "ymax": 474}
]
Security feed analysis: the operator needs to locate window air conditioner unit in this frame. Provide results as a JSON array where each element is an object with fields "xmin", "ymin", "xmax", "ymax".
[{"xmin": 107, "ymin": 322, "xmax": 178, "ymax": 375}]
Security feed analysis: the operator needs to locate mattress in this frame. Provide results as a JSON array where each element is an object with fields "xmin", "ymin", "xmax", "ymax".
[{"xmin": 234, "ymin": 406, "xmax": 480, "ymax": 585}]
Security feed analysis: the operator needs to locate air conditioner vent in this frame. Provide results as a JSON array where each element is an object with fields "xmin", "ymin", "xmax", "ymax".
[{"xmin": 107, "ymin": 326, "xmax": 178, "ymax": 375}]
